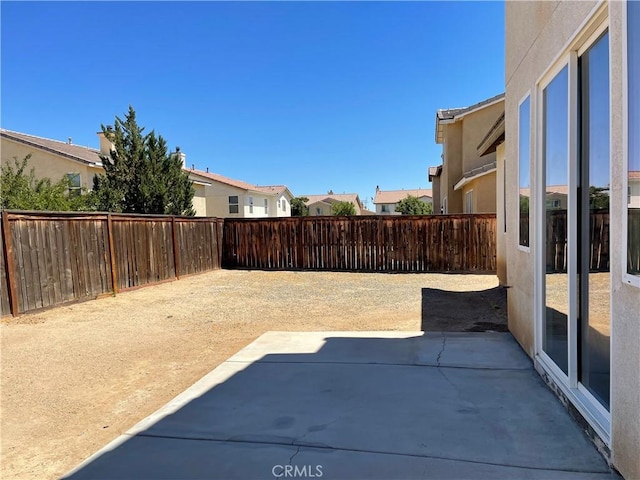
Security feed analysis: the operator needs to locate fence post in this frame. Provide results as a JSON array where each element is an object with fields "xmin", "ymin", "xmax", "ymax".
[
  {"xmin": 172, "ymin": 216, "xmax": 180, "ymax": 279},
  {"xmin": 297, "ymin": 216, "xmax": 304, "ymax": 269},
  {"xmin": 216, "ymin": 219, "xmax": 223, "ymax": 268},
  {"xmin": 1, "ymin": 212, "xmax": 19, "ymax": 316},
  {"xmin": 106, "ymin": 213, "xmax": 118, "ymax": 294}
]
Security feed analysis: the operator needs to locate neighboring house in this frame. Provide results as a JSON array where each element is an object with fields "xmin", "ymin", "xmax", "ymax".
[
  {"xmin": 503, "ymin": 2, "xmax": 639, "ymax": 479},
  {"xmin": 0, "ymin": 128, "xmax": 293, "ymax": 218},
  {"xmin": 429, "ymin": 93, "xmax": 504, "ymax": 214},
  {"xmin": 188, "ymin": 168, "xmax": 293, "ymax": 219},
  {"xmin": 373, "ymin": 187, "xmax": 432, "ymax": 215},
  {"xmin": 302, "ymin": 192, "xmax": 363, "ymax": 216},
  {"xmin": 1, "ymin": 129, "xmax": 105, "ymax": 195}
]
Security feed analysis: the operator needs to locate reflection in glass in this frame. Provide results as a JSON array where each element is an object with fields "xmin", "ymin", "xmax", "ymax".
[
  {"xmin": 544, "ymin": 66, "xmax": 569, "ymax": 374},
  {"xmin": 519, "ymin": 97, "xmax": 531, "ymax": 247},
  {"xmin": 629, "ymin": 1, "xmax": 640, "ymax": 276},
  {"xmin": 579, "ymin": 32, "xmax": 610, "ymax": 409}
]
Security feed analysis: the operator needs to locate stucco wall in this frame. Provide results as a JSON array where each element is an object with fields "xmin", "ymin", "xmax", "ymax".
[
  {"xmin": 506, "ymin": 2, "xmax": 639, "ymax": 477},
  {"xmin": 461, "ymin": 172, "xmax": 496, "ymax": 214},
  {"xmin": 432, "ymin": 176, "xmax": 442, "ymax": 214},
  {"xmin": 496, "ymin": 143, "xmax": 507, "ymax": 285},
  {"xmin": 309, "ymin": 202, "xmax": 332, "ymax": 216},
  {"xmin": 609, "ymin": 3, "xmax": 640, "ymax": 476},
  {"xmin": 192, "ymin": 184, "xmax": 208, "ymax": 217},
  {"xmin": 1, "ymin": 138, "xmax": 102, "ymax": 190},
  {"xmin": 441, "ymin": 123, "xmax": 463, "ymax": 213},
  {"xmin": 460, "ymin": 103, "xmax": 502, "ymax": 174}
]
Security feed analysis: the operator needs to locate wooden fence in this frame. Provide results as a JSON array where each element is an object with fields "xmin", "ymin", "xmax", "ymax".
[
  {"xmin": 222, "ymin": 214, "xmax": 497, "ymax": 273},
  {"xmin": 0, "ymin": 211, "xmax": 223, "ymax": 317}
]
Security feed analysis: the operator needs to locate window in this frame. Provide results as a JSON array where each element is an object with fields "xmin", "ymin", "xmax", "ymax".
[
  {"xmin": 464, "ymin": 190, "xmax": 473, "ymax": 213},
  {"xmin": 281, "ymin": 199, "xmax": 287, "ymax": 211},
  {"xmin": 518, "ymin": 96, "xmax": 531, "ymax": 247},
  {"xmin": 381, "ymin": 204, "xmax": 388, "ymax": 213},
  {"xmin": 66, "ymin": 173, "xmax": 81, "ymax": 197},
  {"xmin": 316, "ymin": 207, "xmax": 322, "ymax": 215},
  {"xmin": 264, "ymin": 198, "xmax": 269, "ymax": 214},
  {"xmin": 228, "ymin": 196, "xmax": 239, "ymax": 214},
  {"xmin": 249, "ymin": 196, "xmax": 253, "ymax": 214},
  {"xmin": 277, "ymin": 199, "xmax": 281, "ymax": 209},
  {"xmin": 442, "ymin": 197, "xmax": 448, "ymax": 214},
  {"xmin": 626, "ymin": 0, "xmax": 640, "ymax": 282}
]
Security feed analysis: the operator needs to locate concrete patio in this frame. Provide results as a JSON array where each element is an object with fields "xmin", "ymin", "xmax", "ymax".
[{"xmin": 64, "ymin": 331, "xmax": 617, "ymax": 480}]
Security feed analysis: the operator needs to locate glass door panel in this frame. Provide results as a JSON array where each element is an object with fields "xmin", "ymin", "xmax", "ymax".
[
  {"xmin": 543, "ymin": 65, "xmax": 569, "ymax": 375},
  {"xmin": 579, "ymin": 32, "xmax": 610, "ymax": 410}
]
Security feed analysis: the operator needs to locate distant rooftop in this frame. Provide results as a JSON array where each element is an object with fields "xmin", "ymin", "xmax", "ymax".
[{"xmin": 374, "ymin": 188, "xmax": 432, "ymax": 205}]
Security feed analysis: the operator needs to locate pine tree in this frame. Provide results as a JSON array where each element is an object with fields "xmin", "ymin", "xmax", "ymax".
[{"xmin": 92, "ymin": 106, "xmax": 195, "ymax": 215}]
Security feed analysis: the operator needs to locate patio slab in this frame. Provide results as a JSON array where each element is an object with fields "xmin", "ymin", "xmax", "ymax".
[{"xmin": 64, "ymin": 332, "xmax": 616, "ymax": 480}]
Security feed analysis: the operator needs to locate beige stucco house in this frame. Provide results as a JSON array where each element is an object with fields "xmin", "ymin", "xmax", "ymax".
[
  {"xmin": 429, "ymin": 93, "xmax": 504, "ymax": 214},
  {"xmin": 303, "ymin": 192, "xmax": 363, "ymax": 216},
  {"xmin": 0, "ymin": 129, "xmax": 293, "ymax": 218},
  {"xmin": 187, "ymin": 169, "xmax": 293, "ymax": 219},
  {"xmin": 503, "ymin": 2, "xmax": 639, "ymax": 478},
  {"xmin": 1, "ymin": 129, "xmax": 105, "ymax": 194},
  {"xmin": 373, "ymin": 187, "xmax": 432, "ymax": 215}
]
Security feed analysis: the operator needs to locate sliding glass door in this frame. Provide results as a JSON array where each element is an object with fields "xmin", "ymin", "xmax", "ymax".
[{"xmin": 539, "ymin": 28, "xmax": 610, "ymax": 414}]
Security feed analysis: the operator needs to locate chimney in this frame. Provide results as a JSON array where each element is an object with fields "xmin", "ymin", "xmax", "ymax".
[
  {"xmin": 97, "ymin": 125, "xmax": 115, "ymax": 155},
  {"xmin": 174, "ymin": 146, "xmax": 187, "ymax": 168},
  {"xmin": 68, "ymin": 137, "xmax": 72, "ymax": 144},
  {"xmin": 206, "ymin": 167, "xmax": 209, "ymax": 173}
]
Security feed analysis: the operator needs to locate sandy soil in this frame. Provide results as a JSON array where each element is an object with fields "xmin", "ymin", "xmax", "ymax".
[{"xmin": 1, "ymin": 270, "xmax": 499, "ymax": 480}]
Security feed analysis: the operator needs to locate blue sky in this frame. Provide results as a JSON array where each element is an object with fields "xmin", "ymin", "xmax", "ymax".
[{"xmin": 1, "ymin": 1, "xmax": 504, "ymax": 210}]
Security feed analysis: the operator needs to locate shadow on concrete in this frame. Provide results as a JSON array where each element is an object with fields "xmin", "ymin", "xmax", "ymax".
[
  {"xmin": 63, "ymin": 331, "xmax": 617, "ymax": 480},
  {"xmin": 421, "ymin": 286, "xmax": 508, "ymax": 333}
]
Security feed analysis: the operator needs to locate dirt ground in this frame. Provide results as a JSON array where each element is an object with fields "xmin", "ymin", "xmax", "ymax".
[{"xmin": 0, "ymin": 270, "xmax": 500, "ymax": 480}]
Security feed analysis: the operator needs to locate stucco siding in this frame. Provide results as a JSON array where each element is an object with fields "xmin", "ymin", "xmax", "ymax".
[
  {"xmin": 460, "ymin": 104, "xmax": 502, "ymax": 174},
  {"xmin": 496, "ymin": 143, "xmax": 507, "ymax": 285},
  {"xmin": 609, "ymin": 3, "xmax": 640, "ymax": 476},
  {"xmin": 462, "ymin": 173, "xmax": 496, "ymax": 214},
  {"xmin": 192, "ymin": 184, "xmax": 208, "ymax": 217},
  {"xmin": 1, "ymin": 138, "xmax": 101, "ymax": 190}
]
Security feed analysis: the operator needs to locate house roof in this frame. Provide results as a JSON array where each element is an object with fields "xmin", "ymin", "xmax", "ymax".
[
  {"xmin": 255, "ymin": 185, "xmax": 292, "ymax": 197},
  {"xmin": 629, "ymin": 171, "xmax": 640, "ymax": 180},
  {"xmin": 1, "ymin": 128, "xmax": 103, "ymax": 166},
  {"xmin": 303, "ymin": 193, "xmax": 362, "ymax": 208},
  {"xmin": 477, "ymin": 112, "xmax": 506, "ymax": 156},
  {"xmin": 374, "ymin": 188, "xmax": 432, "ymax": 204},
  {"xmin": 518, "ymin": 185, "xmax": 569, "ymax": 197},
  {"xmin": 428, "ymin": 165, "xmax": 442, "ymax": 181},
  {"xmin": 189, "ymin": 168, "xmax": 293, "ymax": 197},
  {"xmin": 435, "ymin": 93, "xmax": 505, "ymax": 144},
  {"xmin": 453, "ymin": 161, "xmax": 497, "ymax": 191}
]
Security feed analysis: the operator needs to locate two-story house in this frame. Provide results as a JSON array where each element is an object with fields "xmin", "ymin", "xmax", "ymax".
[{"xmin": 429, "ymin": 93, "xmax": 505, "ymax": 214}]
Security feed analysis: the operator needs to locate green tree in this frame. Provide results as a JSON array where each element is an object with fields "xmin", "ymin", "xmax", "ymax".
[
  {"xmin": 331, "ymin": 201, "xmax": 356, "ymax": 216},
  {"xmin": 1, "ymin": 155, "xmax": 94, "ymax": 211},
  {"xmin": 92, "ymin": 106, "xmax": 195, "ymax": 215},
  {"xmin": 290, "ymin": 197, "xmax": 310, "ymax": 216},
  {"xmin": 395, "ymin": 195, "xmax": 433, "ymax": 215},
  {"xmin": 589, "ymin": 186, "xmax": 610, "ymax": 210}
]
